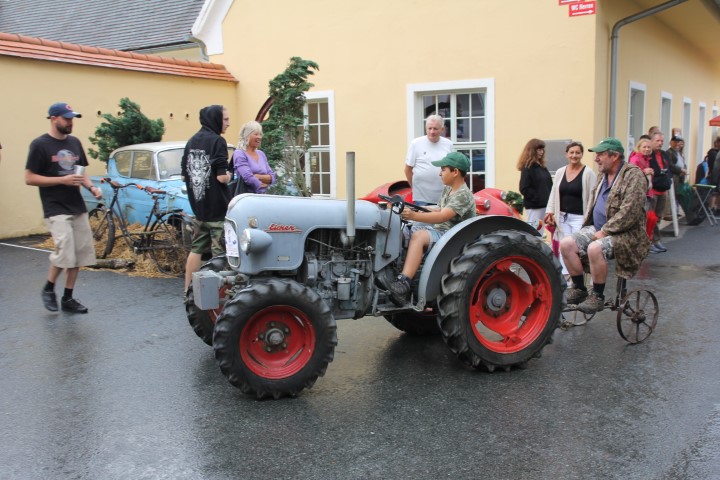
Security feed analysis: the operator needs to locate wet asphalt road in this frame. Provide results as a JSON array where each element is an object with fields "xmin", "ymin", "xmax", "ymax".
[{"xmin": 1, "ymin": 224, "xmax": 719, "ymax": 480}]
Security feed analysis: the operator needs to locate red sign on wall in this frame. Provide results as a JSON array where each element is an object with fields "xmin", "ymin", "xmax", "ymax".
[{"xmin": 569, "ymin": 1, "xmax": 596, "ymax": 16}]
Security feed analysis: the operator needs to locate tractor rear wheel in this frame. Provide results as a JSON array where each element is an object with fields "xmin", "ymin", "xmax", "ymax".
[
  {"xmin": 213, "ymin": 279, "xmax": 337, "ymax": 399},
  {"xmin": 438, "ymin": 230, "xmax": 565, "ymax": 371},
  {"xmin": 186, "ymin": 256, "xmax": 228, "ymax": 346}
]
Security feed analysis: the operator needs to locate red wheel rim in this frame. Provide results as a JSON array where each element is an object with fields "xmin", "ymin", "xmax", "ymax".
[
  {"xmin": 240, "ymin": 305, "xmax": 316, "ymax": 379},
  {"xmin": 468, "ymin": 256, "xmax": 552, "ymax": 354}
]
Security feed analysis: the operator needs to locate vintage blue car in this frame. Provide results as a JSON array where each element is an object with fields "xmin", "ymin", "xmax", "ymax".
[{"xmin": 82, "ymin": 141, "xmax": 234, "ymax": 225}]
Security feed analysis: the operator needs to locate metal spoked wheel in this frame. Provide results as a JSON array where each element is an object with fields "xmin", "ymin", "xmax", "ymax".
[
  {"xmin": 88, "ymin": 207, "xmax": 115, "ymax": 258},
  {"xmin": 148, "ymin": 217, "xmax": 185, "ymax": 276},
  {"xmin": 616, "ymin": 288, "xmax": 658, "ymax": 344}
]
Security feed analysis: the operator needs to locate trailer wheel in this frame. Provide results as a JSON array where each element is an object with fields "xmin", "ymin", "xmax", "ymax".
[
  {"xmin": 213, "ymin": 279, "xmax": 337, "ymax": 399},
  {"xmin": 384, "ymin": 310, "xmax": 440, "ymax": 336},
  {"xmin": 438, "ymin": 231, "xmax": 565, "ymax": 371},
  {"xmin": 185, "ymin": 256, "xmax": 228, "ymax": 346}
]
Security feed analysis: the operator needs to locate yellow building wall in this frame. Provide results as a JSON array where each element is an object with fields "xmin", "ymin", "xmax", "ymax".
[
  {"xmin": 0, "ymin": 56, "xmax": 237, "ymax": 238},
  {"xmin": 214, "ymin": 0, "xmax": 599, "ymax": 199},
  {"xmin": 598, "ymin": 1, "xmax": 720, "ymax": 172}
]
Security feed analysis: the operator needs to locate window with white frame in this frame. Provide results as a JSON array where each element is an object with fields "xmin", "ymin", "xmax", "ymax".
[
  {"xmin": 408, "ymin": 80, "xmax": 494, "ymax": 193},
  {"xmin": 682, "ymin": 98, "xmax": 692, "ymax": 158},
  {"xmin": 628, "ymin": 82, "xmax": 646, "ymax": 151},
  {"xmin": 299, "ymin": 92, "xmax": 335, "ymax": 197},
  {"xmin": 661, "ymin": 93, "xmax": 672, "ymax": 142},
  {"xmin": 698, "ymin": 103, "xmax": 706, "ymax": 165}
]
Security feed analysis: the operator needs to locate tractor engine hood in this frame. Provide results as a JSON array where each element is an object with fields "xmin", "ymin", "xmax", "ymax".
[{"xmin": 224, "ymin": 194, "xmax": 399, "ymax": 274}]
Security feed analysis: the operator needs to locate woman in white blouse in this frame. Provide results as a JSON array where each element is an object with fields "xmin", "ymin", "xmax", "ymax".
[{"xmin": 544, "ymin": 141, "xmax": 597, "ymax": 275}]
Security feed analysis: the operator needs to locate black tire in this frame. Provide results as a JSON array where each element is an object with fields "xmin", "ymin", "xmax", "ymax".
[
  {"xmin": 438, "ymin": 230, "xmax": 565, "ymax": 372},
  {"xmin": 186, "ymin": 256, "xmax": 228, "ymax": 346},
  {"xmin": 148, "ymin": 217, "xmax": 185, "ymax": 276},
  {"xmin": 384, "ymin": 309, "xmax": 440, "ymax": 335},
  {"xmin": 213, "ymin": 279, "xmax": 337, "ymax": 399},
  {"xmin": 88, "ymin": 207, "xmax": 115, "ymax": 259}
]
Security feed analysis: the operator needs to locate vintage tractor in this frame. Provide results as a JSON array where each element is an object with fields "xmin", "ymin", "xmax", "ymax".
[{"xmin": 187, "ymin": 154, "xmax": 565, "ymax": 399}]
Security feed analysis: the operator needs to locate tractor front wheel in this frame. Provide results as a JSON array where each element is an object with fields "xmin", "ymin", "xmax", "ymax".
[
  {"xmin": 438, "ymin": 231, "xmax": 565, "ymax": 371},
  {"xmin": 185, "ymin": 256, "xmax": 228, "ymax": 346},
  {"xmin": 213, "ymin": 279, "xmax": 337, "ymax": 399}
]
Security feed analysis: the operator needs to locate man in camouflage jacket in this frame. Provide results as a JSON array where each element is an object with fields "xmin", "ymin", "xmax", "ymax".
[{"xmin": 560, "ymin": 137, "xmax": 650, "ymax": 314}]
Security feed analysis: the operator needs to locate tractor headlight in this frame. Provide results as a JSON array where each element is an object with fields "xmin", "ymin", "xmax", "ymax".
[{"xmin": 240, "ymin": 228, "xmax": 272, "ymax": 253}]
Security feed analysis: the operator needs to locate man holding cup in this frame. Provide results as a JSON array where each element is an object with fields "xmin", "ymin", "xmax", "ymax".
[{"xmin": 25, "ymin": 102, "xmax": 102, "ymax": 314}]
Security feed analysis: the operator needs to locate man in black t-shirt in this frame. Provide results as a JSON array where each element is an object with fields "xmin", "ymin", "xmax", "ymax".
[
  {"xmin": 181, "ymin": 104, "xmax": 231, "ymax": 294},
  {"xmin": 25, "ymin": 102, "xmax": 103, "ymax": 314}
]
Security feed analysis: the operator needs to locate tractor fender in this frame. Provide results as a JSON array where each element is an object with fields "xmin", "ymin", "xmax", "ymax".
[{"xmin": 417, "ymin": 215, "xmax": 540, "ymax": 304}]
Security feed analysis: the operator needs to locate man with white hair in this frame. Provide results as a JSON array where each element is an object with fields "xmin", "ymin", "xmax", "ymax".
[{"xmin": 404, "ymin": 114, "xmax": 453, "ymax": 205}]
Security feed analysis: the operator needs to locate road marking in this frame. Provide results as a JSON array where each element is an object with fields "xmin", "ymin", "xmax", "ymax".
[{"xmin": 0, "ymin": 242, "xmax": 52, "ymax": 253}]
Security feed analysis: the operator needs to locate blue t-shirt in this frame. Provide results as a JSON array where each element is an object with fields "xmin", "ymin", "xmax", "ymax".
[{"xmin": 592, "ymin": 163, "xmax": 623, "ymax": 230}]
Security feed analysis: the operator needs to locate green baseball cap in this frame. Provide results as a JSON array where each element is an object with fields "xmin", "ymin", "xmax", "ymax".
[
  {"xmin": 431, "ymin": 151, "xmax": 470, "ymax": 171},
  {"xmin": 588, "ymin": 137, "xmax": 624, "ymax": 155}
]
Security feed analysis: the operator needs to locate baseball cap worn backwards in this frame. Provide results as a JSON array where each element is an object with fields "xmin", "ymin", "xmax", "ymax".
[
  {"xmin": 432, "ymin": 151, "xmax": 470, "ymax": 171},
  {"xmin": 47, "ymin": 102, "xmax": 82, "ymax": 119},
  {"xmin": 588, "ymin": 137, "xmax": 624, "ymax": 155}
]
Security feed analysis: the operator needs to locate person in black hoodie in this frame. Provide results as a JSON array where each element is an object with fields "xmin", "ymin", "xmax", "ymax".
[
  {"xmin": 181, "ymin": 105, "xmax": 231, "ymax": 293},
  {"xmin": 517, "ymin": 138, "xmax": 553, "ymax": 234}
]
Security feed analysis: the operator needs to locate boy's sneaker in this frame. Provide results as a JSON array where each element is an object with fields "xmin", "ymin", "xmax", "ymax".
[
  {"xmin": 61, "ymin": 297, "xmax": 89, "ymax": 314},
  {"xmin": 377, "ymin": 272, "xmax": 411, "ymax": 306},
  {"xmin": 41, "ymin": 289, "xmax": 58, "ymax": 312},
  {"xmin": 565, "ymin": 287, "xmax": 588, "ymax": 305},
  {"xmin": 577, "ymin": 292, "xmax": 605, "ymax": 314}
]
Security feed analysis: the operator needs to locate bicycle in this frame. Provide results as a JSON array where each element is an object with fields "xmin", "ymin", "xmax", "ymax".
[
  {"xmin": 561, "ymin": 276, "xmax": 659, "ymax": 344},
  {"xmin": 88, "ymin": 177, "xmax": 194, "ymax": 275}
]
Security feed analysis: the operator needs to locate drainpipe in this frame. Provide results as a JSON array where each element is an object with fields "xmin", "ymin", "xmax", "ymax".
[{"xmin": 609, "ymin": 0, "xmax": 688, "ymax": 137}]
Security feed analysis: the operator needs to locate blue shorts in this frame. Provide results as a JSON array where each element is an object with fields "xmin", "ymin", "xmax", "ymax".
[{"xmin": 407, "ymin": 224, "xmax": 444, "ymax": 249}]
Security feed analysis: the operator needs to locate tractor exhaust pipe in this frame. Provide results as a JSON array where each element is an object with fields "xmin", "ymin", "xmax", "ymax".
[{"xmin": 346, "ymin": 152, "xmax": 356, "ymax": 246}]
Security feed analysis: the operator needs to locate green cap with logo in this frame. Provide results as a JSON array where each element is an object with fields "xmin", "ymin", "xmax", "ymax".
[
  {"xmin": 431, "ymin": 151, "xmax": 470, "ymax": 171},
  {"xmin": 588, "ymin": 137, "xmax": 624, "ymax": 155}
]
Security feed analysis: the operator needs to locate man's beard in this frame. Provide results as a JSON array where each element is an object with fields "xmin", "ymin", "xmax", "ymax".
[{"xmin": 57, "ymin": 124, "xmax": 73, "ymax": 135}]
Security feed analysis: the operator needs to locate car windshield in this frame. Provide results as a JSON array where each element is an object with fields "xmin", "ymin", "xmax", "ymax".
[
  {"xmin": 157, "ymin": 149, "xmax": 184, "ymax": 180},
  {"xmin": 157, "ymin": 146, "xmax": 236, "ymax": 181}
]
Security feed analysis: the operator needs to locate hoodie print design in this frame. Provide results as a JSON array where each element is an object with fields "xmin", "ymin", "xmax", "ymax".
[{"xmin": 187, "ymin": 149, "xmax": 211, "ymax": 201}]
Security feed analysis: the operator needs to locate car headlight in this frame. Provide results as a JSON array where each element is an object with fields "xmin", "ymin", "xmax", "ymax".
[{"xmin": 239, "ymin": 228, "xmax": 272, "ymax": 253}]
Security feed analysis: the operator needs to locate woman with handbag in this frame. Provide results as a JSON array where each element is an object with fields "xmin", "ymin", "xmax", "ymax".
[
  {"xmin": 544, "ymin": 141, "xmax": 597, "ymax": 275},
  {"xmin": 232, "ymin": 121, "xmax": 276, "ymax": 195},
  {"xmin": 647, "ymin": 132, "xmax": 675, "ymax": 253}
]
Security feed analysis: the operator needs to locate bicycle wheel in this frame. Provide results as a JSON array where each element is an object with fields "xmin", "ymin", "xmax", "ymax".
[
  {"xmin": 88, "ymin": 207, "xmax": 115, "ymax": 258},
  {"xmin": 148, "ymin": 217, "xmax": 185, "ymax": 276}
]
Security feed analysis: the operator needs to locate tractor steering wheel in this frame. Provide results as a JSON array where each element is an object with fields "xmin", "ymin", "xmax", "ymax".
[{"xmin": 378, "ymin": 194, "xmax": 431, "ymax": 215}]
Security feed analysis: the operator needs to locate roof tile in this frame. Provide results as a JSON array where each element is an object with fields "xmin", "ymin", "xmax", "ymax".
[{"xmin": 0, "ymin": 32, "xmax": 238, "ymax": 83}]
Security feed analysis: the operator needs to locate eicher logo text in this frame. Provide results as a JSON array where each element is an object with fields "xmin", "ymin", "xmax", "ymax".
[{"xmin": 266, "ymin": 223, "xmax": 302, "ymax": 233}]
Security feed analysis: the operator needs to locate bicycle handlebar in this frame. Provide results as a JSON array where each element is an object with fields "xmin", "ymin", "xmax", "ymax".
[{"xmin": 100, "ymin": 177, "xmax": 142, "ymax": 190}]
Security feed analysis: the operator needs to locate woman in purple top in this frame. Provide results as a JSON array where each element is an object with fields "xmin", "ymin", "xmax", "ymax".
[{"xmin": 232, "ymin": 121, "xmax": 276, "ymax": 194}]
